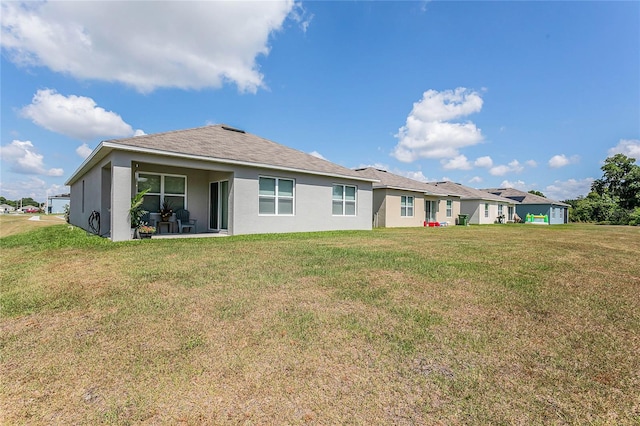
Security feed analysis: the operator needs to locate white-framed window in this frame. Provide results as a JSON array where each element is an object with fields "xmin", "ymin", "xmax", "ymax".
[
  {"xmin": 259, "ymin": 177, "xmax": 294, "ymax": 215},
  {"xmin": 137, "ymin": 172, "xmax": 187, "ymax": 212},
  {"xmin": 552, "ymin": 208, "xmax": 556, "ymax": 218},
  {"xmin": 484, "ymin": 203, "xmax": 489, "ymax": 218},
  {"xmin": 332, "ymin": 184, "xmax": 357, "ymax": 216},
  {"xmin": 498, "ymin": 204, "xmax": 503, "ymax": 216},
  {"xmin": 401, "ymin": 195, "xmax": 414, "ymax": 217},
  {"xmin": 446, "ymin": 199, "xmax": 453, "ymax": 217}
]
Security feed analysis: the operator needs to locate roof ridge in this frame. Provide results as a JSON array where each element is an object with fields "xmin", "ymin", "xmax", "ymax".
[{"xmin": 104, "ymin": 123, "xmax": 222, "ymax": 143}]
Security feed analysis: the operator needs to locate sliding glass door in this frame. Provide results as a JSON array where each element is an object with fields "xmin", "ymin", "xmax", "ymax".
[{"xmin": 209, "ymin": 181, "xmax": 229, "ymax": 231}]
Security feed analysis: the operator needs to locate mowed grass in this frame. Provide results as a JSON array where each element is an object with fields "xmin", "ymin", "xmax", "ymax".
[{"xmin": 1, "ymin": 216, "xmax": 639, "ymax": 424}]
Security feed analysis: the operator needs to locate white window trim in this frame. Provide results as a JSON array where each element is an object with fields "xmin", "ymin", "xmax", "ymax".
[
  {"xmin": 136, "ymin": 172, "xmax": 188, "ymax": 210},
  {"xmin": 401, "ymin": 195, "xmax": 414, "ymax": 217},
  {"xmin": 446, "ymin": 199, "xmax": 453, "ymax": 218},
  {"xmin": 484, "ymin": 203, "xmax": 489, "ymax": 218},
  {"xmin": 332, "ymin": 184, "xmax": 357, "ymax": 216},
  {"xmin": 259, "ymin": 176, "xmax": 295, "ymax": 216}
]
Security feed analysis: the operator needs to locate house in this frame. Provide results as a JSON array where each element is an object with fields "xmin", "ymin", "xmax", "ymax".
[
  {"xmin": 65, "ymin": 125, "xmax": 376, "ymax": 241},
  {"xmin": 425, "ymin": 181, "xmax": 517, "ymax": 225},
  {"xmin": 354, "ymin": 167, "xmax": 461, "ymax": 227},
  {"xmin": 47, "ymin": 194, "xmax": 70, "ymax": 214},
  {"xmin": 482, "ymin": 188, "xmax": 569, "ymax": 224},
  {"xmin": 0, "ymin": 204, "xmax": 15, "ymax": 214}
]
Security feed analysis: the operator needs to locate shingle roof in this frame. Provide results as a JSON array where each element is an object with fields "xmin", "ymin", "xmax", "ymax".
[
  {"xmin": 425, "ymin": 181, "xmax": 516, "ymax": 203},
  {"xmin": 482, "ymin": 188, "xmax": 569, "ymax": 206},
  {"xmin": 353, "ymin": 167, "xmax": 448, "ymax": 195},
  {"xmin": 103, "ymin": 124, "xmax": 373, "ymax": 181}
]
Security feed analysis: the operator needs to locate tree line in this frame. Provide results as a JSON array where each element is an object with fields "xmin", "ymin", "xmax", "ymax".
[
  {"xmin": 563, "ymin": 154, "xmax": 640, "ymax": 225},
  {"xmin": 0, "ymin": 197, "xmax": 43, "ymax": 209}
]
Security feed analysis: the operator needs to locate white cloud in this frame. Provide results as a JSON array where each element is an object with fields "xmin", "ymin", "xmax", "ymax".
[
  {"xmin": 1, "ymin": 1, "xmax": 303, "ymax": 93},
  {"xmin": 289, "ymin": 2, "xmax": 313, "ymax": 33},
  {"xmin": 21, "ymin": 89, "xmax": 142, "ymax": 141},
  {"xmin": 441, "ymin": 154, "xmax": 472, "ymax": 170},
  {"xmin": 489, "ymin": 160, "xmax": 524, "ymax": 176},
  {"xmin": 500, "ymin": 179, "xmax": 527, "ymax": 190},
  {"xmin": 309, "ymin": 151, "xmax": 327, "ymax": 160},
  {"xmin": 469, "ymin": 176, "xmax": 483, "ymax": 184},
  {"xmin": 548, "ymin": 154, "xmax": 579, "ymax": 168},
  {"xmin": 545, "ymin": 178, "xmax": 594, "ymax": 201},
  {"xmin": 392, "ymin": 88, "xmax": 484, "ymax": 162},
  {"xmin": 490, "ymin": 165, "xmax": 510, "ymax": 176},
  {"xmin": 525, "ymin": 159, "xmax": 538, "ymax": 168},
  {"xmin": 474, "ymin": 156, "xmax": 493, "ymax": 168},
  {"xmin": 508, "ymin": 160, "xmax": 524, "ymax": 173},
  {"xmin": 608, "ymin": 139, "xmax": 640, "ymax": 159},
  {"xmin": 76, "ymin": 143, "xmax": 93, "ymax": 159},
  {"xmin": 548, "ymin": 155, "xmax": 569, "ymax": 168},
  {"xmin": 0, "ymin": 140, "xmax": 63, "ymax": 176},
  {"xmin": 394, "ymin": 169, "xmax": 429, "ymax": 182}
]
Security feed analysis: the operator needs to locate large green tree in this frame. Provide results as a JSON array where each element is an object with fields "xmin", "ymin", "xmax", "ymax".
[
  {"xmin": 591, "ymin": 154, "xmax": 640, "ymax": 210},
  {"xmin": 0, "ymin": 197, "xmax": 16, "ymax": 207}
]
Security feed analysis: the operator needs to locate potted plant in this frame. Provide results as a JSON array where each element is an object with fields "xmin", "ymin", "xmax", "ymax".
[
  {"xmin": 160, "ymin": 199, "xmax": 173, "ymax": 222},
  {"xmin": 137, "ymin": 225, "xmax": 156, "ymax": 238},
  {"xmin": 129, "ymin": 189, "xmax": 150, "ymax": 239}
]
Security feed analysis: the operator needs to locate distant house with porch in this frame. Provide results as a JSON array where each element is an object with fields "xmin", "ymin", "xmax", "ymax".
[
  {"xmin": 354, "ymin": 167, "xmax": 461, "ymax": 227},
  {"xmin": 65, "ymin": 125, "xmax": 376, "ymax": 241},
  {"xmin": 482, "ymin": 188, "xmax": 569, "ymax": 224},
  {"xmin": 425, "ymin": 181, "xmax": 517, "ymax": 225}
]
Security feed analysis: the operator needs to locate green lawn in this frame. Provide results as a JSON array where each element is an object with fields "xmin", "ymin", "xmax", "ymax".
[{"xmin": 1, "ymin": 221, "xmax": 639, "ymax": 424}]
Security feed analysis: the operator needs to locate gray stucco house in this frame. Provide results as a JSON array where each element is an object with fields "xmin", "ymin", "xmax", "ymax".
[
  {"xmin": 354, "ymin": 168, "xmax": 461, "ymax": 227},
  {"xmin": 425, "ymin": 181, "xmax": 517, "ymax": 225},
  {"xmin": 65, "ymin": 125, "xmax": 375, "ymax": 241},
  {"xmin": 482, "ymin": 188, "xmax": 569, "ymax": 224}
]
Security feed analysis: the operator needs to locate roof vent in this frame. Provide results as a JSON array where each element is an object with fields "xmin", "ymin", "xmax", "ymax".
[
  {"xmin": 355, "ymin": 167, "xmax": 387, "ymax": 172},
  {"xmin": 221, "ymin": 125, "xmax": 246, "ymax": 134}
]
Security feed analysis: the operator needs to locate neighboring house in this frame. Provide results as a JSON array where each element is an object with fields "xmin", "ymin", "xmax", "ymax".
[
  {"xmin": 47, "ymin": 194, "xmax": 70, "ymax": 214},
  {"xmin": 425, "ymin": 181, "xmax": 517, "ymax": 225},
  {"xmin": 354, "ymin": 167, "xmax": 461, "ymax": 227},
  {"xmin": 65, "ymin": 124, "xmax": 376, "ymax": 241},
  {"xmin": 482, "ymin": 188, "xmax": 570, "ymax": 224},
  {"xmin": 0, "ymin": 204, "xmax": 15, "ymax": 214}
]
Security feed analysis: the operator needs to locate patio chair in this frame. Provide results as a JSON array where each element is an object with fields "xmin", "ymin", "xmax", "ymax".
[{"xmin": 175, "ymin": 208, "xmax": 197, "ymax": 234}]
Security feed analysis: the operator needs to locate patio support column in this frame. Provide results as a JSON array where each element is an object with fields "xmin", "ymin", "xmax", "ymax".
[{"xmin": 111, "ymin": 157, "xmax": 132, "ymax": 241}]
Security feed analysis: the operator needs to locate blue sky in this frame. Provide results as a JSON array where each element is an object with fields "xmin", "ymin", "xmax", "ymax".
[{"xmin": 1, "ymin": 0, "xmax": 639, "ymax": 203}]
